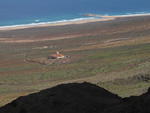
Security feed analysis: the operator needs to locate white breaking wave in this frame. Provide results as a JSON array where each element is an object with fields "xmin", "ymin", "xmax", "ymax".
[
  {"xmin": 0, "ymin": 17, "xmax": 97, "ymax": 29},
  {"xmin": 0, "ymin": 12, "xmax": 150, "ymax": 29}
]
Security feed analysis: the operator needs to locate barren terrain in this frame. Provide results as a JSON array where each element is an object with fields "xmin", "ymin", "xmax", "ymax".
[{"xmin": 0, "ymin": 16, "xmax": 150, "ymax": 106}]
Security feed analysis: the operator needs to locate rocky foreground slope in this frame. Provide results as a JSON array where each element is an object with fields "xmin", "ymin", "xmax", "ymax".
[{"xmin": 0, "ymin": 82, "xmax": 150, "ymax": 113}]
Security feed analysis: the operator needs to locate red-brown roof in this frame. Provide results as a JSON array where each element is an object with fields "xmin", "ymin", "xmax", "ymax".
[{"xmin": 50, "ymin": 54, "xmax": 65, "ymax": 58}]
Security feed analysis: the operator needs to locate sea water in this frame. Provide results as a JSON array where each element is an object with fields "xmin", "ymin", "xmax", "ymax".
[{"xmin": 0, "ymin": 0, "xmax": 150, "ymax": 27}]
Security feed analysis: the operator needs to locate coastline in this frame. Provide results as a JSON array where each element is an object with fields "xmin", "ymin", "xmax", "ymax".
[
  {"xmin": 1, "ymin": 13, "xmax": 150, "ymax": 31},
  {"xmin": 0, "ymin": 18, "xmax": 114, "ymax": 31}
]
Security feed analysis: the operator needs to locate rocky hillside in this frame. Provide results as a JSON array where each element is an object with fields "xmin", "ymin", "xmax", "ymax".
[{"xmin": 0, "ymin": 82, "xmax": 150, "ymax": 113}]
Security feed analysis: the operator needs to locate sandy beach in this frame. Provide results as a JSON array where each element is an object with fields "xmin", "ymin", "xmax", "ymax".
[
  {"xmin": 0, "ymin": 14, "xmax": 150, "ymax": 44},
  {"xmin": 0, "ymin": 18, "xmax": 115, "ymax": 31},
  {"xmin": 1, "ymin": 13, "xmax": 150, "ymax": 31}
]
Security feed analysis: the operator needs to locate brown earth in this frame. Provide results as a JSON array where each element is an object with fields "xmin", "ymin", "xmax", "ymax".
[{"xmin": 0, "ymin": 15, "xmax": 150, "ymax": 107}]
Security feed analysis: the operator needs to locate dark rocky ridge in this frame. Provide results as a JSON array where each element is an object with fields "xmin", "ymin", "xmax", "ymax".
[{"xmin": 0, "ymin": 82, "xmax": 150, "ymax": 113}]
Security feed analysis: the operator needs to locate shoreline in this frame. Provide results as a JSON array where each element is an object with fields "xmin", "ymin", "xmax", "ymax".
[
  {"xmin": 0, "ymin": 13, "xmax": 150, "ymax": 31},
  {"xmin": 0, "ymin": 18, "xmax": 114, "ymax": 31}
]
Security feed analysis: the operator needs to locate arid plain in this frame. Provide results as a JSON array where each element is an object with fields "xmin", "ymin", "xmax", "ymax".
[{"xmin": 0, "ymin": 15, "xmax": 150, "ymax": 106}]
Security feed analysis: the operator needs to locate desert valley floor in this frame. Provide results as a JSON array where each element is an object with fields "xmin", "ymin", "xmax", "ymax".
[{"xmin": 0, "ymin": 16, "xmax": 150, "ymax": 106}]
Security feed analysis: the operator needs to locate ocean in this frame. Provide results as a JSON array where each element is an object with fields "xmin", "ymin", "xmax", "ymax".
[{"xmin": 0, "ymin": 0, "xmax": 150, "ymax": 27}]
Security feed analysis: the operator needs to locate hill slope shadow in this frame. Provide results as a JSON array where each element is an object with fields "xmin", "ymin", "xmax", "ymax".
[{"xmin": 0, "ymin": 82, "xmax": 150, "ymax": 113}]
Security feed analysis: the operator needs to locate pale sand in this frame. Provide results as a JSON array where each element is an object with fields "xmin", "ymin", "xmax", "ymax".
[
  {"xmin": 0, "ymin": 13, "xmax": 150, "ymax": 31},
  {"xmin": 0, "ymin": 18, "xmax": 115, "ymax": 31},
  {"xmin": 1, "ymin": 13, "xmax": 150, "ymax": 44},
  {"xmin": 84, "ymin": 13, "xmax": 150, "ymax": 18}
]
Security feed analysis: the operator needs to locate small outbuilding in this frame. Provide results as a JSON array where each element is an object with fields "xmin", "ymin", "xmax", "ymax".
[{"xmin": 48, "ymin": 51, "xmax": 65, "ymax": 59}]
